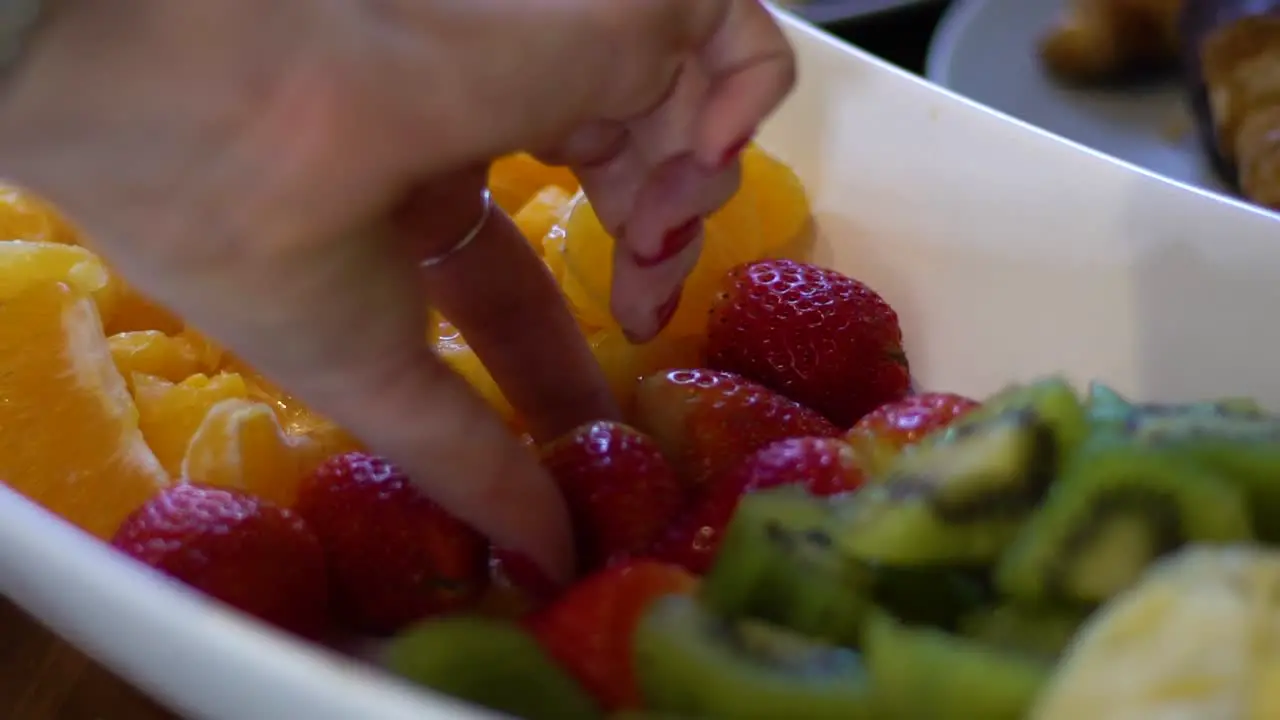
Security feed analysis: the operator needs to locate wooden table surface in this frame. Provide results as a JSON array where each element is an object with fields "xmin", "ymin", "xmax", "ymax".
[{"xmin": 0, "ymin": 597, "xmax": 175, "ymax": 719}]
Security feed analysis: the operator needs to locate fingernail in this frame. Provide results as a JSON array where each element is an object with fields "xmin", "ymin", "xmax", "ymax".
[
  {"xmin": 654, "ymin": 284, "xmax": 684, "ymax": 334},
  {"xmin": 717, "ymin": 134, "xmax": 754, "ymax": 169},
  {"xmin": 633, "ymin": 218, "xmax": 702, "ymax": 268}
]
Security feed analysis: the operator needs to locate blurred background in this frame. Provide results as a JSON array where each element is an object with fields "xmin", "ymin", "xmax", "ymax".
[{"xmin": 795, "ymin": 0, "xmax": 946, "ymax": 73}]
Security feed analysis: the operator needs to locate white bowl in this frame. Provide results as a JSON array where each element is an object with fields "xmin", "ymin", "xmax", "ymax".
[{"xmin": 2, "ymin": 11, "xmax": 1278, "ymax": 720}]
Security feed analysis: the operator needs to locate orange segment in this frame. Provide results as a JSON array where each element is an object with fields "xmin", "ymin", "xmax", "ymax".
[
  {"xmin": 489, "ymin": 153, "xmax": 579, "ymax": 214},
  {"xmin": 435, "ymin": 320, "xmax": 516, "ymax": 423},
  {"xmin": 588, "ymin": 327, "xmax": 706, "ymax": 414},
  {"xmin": 0, "ymin": 184, "xmax": 81, "ymax": 244},
  {"xmin": 176, "ymin": 326, "xmax": 229, "ymax": 372},
  {"xmin": 181, "ymin": 398, "xmax": 332, "ymax": 507},
  {"xmin": 0, "ymin": 282, "xmax": 169, "ymax": 538},
  {"xmin": 0, "ymin": 241, "xmax": 117, "ymax": 320},
  {"xmin": 109, "ymin": 331, "xmax": 203, "ymax": 387},
  {"xmin": 552, "ymin": 143, "xmax": 813, "ymax": 337},
  {"xmin": 103, "ymin": 280, "xmax": 183, "ymax": 335},
  {"xmin": 740, "ymin": 143, "xmax": 813, "ymax": 255},
  {"xmin": 232, "ymin": 366, "xmax": 364, "ymax": 460},
  {"xmin": 133, "ymin": 372, "xmax": 249, "ymax": 476},
  {"xmin": 557, "ymin": 187, "xmax": 765, "ymax": 337},
  {"xmin": 513, "ymin": 185, "xmax": 576, "ymax": 255}
]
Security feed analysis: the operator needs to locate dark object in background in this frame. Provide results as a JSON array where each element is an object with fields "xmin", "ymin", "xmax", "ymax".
[
  {"xmin": 821, "ymin": 1, "xmax": 950, "ymax": 75},
  {"xmin": 1179, "ymin": 0, "xmax": 1280, "ymax": 199}
]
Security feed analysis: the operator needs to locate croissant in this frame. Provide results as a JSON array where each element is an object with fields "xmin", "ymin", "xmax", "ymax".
[
  {"xmin": 1039, "ymin": 0, "xmax": 1184, "ymax": 83},
  {"xmin": 1189, "ymin": 10, "xmax": 1280, "ymax": 209}
]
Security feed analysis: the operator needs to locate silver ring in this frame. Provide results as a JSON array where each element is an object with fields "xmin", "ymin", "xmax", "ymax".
[{"xmin": 419, "ymin": 188, "xmax": 493, "ymax": 269}]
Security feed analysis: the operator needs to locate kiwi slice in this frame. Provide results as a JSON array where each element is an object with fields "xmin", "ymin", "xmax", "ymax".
[
  {"xmin": 959, "ymin": 603, "xmax": 1086, "ymax": 660},
  {"xmin": 1124, "ymin": 410, "xmax": 1280, "ymax": 542},
  {"xmin": 702, "ymin": 487, "xmax": 871, "ymax": 646},
  {"xmin": 865, "ymin": 612, "xmax": 1050, "ymax": 720},
  {"xmin": 387, "ymin": 615, "xmax": 600, "ymax": 720},
  {"xmin": 995, "ymin": 440, "xmax": 1254, "ymax": 606},
  {"xmin": 943, "ymin": 376, "xmax": 1089, "ymax": 451},
  {"xmin": 869, "ymin": 565, "xmax": 993, "ymax": 631},
  {"xmin": 1085, "ymin": 382, "xmax": 1137, "ymax": 431},
  {"xmin": 634, "ymin": 595, "xmax": 878, "ymax": 719},
  {"xmin": 1088, "ymin": 382, "xmax": 1267, "ymax": 434},
  {"xmin": 834, "ymin": 378, "xmax": 1087, "ymax": 564}
]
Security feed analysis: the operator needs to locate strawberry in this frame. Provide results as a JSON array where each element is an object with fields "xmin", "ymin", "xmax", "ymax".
[
  {"xmin": 529, "ymin": 560, "xmax": 698, "ymax": 711},
  {"xmin": 706, "ymin": 259, "xmax": 911, "ymax": 427},
  {"xmin": 844, "ymin": 392, "xmax": 979, "ymax": 476},
  {"xmin": 111, "ymin": 484, "xmax": 330, "ymax": 639},
  {"xmin": 540, "ymin": 421, "xmax": 685, "ymax": 570},
  {"xmin": 650, "ymin": 437, "xmax": 866, "ymax": 574},
  {"xmin": 633, "ymin": 368, "xmax": 840, "ymax": 490},
  {"xmin": 294, "ymin": 452, "xmax": 489, "ymax": 635}
]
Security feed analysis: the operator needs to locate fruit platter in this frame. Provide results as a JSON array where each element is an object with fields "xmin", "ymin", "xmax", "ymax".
[{"xmin": 3, "ymin": 13, "xmax": 1280, "ymax": 720}]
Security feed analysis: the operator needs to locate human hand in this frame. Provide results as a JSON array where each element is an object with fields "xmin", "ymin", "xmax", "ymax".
[{"xmin": 0, "ymin": 0, "xmax": 795, "ymax": 580}]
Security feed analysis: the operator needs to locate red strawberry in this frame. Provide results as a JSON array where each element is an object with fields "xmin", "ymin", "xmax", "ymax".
[
  {"xmin": 294, "ymin": 452, "xmax": 489, "ymax": 635},
  {"xmin": 112, "ymin": 484, "xmax": 330, "ymax": 639},
  {"xmin": 633, "ymin": 368, "xmax": 840, "ymax": 490},
  {"xmin": 706, "ymin": 259, "xmax": 910, "ymax": 427},
  {"xmin": 844, "ymin": 392, "xmax": 979, "ymax": 475},
  {"xmin": 650, "ymin": 437, "xmax": 866, "ymax": 574},
  {"xmin": 541, "ymin": 421, "xmax": 684, "ymax": 570},
  {"xmin": 529, "ymin": 560, "xmax": 698, "ymax": 711}
]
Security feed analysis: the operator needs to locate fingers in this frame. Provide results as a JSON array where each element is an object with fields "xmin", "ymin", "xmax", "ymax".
[
  {"xmin": 173, "ymin": 199, "xmax": 577, "ymax": 582},
  {"xmin": 569, "ymin": 64, "xmax": 742, "ymax": 341},
  {"xmin": 693, "ymin": 0, "xmax": 797, "ymax": 166},
  {"xmin": 401, "ymin": 174, "xmax": 621, "ymax": 442},
  {"xmin": 606, "ymin": 156, "xmax": 740, "ymax": 341}
]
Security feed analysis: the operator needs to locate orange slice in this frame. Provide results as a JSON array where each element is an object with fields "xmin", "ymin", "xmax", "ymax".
[
  {"xmin": 231, "ymin": 366, "xmax": 364, "ymax": 461},
  {"xmin": 181, "ymin": 398, "xmax": 333, "ymax": 507},
  {"xmin": 133, "ymin": 372, "xmax": 249, "ymax": 476},
  {"xmin": 108, "ymin": 331, "xmax": 204, "ymax": 387},
  {"xmin": 0, "ymin": 240, "xmax": 117, "ymax": 320},
  {"xmin": 435, "ymin": 318, "xmax": 516, "ymax": 423},
  {"xmin": 513, "ymin": 185, "xmax": 576, "ymax": 255},
  {"xmin": 103, "ymin": 279, "xmax": 183, "ymax": 335},
  {"xmin": 588, "ymin": 327, "xmax": 706, "ymax": 414},
  {"xmin": 0, "ymin": 282, "xmax": 169, "ymax": 538},
  {"xmin": 489, "ymin": 154, "xmax": 579, "ymax": 215},
  {"xmin": 740, "ymin": 143, "xmax": 812, "ymax": 256},
  {"xmin": 551, "ymin": 143, "xmax": 813, "ymax": 337},
  {"xmin": 0, "ymin": 184, "xmax": 81, "ymax": 245},
  {"xmin": 176, "ymin": 326, "xmax": 229, "ymax": 373}
]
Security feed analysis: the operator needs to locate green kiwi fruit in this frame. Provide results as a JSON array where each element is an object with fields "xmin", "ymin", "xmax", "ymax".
[
  {"xmin": 995, "ymin": 440, "xmax": 1254, "ymax": 606},
  {"xmin": 386, "ymin": 615, "xmax": 600, "ymax": 720},
  {"xmin": 633, "ymin": 594, "xmax": 878, "ymax": 719},
  {"xmin": 701, "ymin": 487, "xmax": 871, "ymax": 646},
  {"xmin": 943, "ymin": 376, "xmax": 1089, "ymax": 450},
  {"xmin": 959, "ymin": 603, "xmax": 1086, "ymax": 660},
  {"xmin": 833, "ymin": 377, "xmax": 1087, "ymax": 564},
  {"xmin": 1085, "ymin": 382, "xmax": 1136, "ymax": 431},
  {"xmin": 1088, "ymin": 381, "xmax": 1267, "ymax": 432},
  {"xmin": 869, "ymin": 565, "xmax": 993, "ymax": 631},
  {"xmin": 1123, "ymin": 410, "xmax": 1280, "ymax": 542},
  {"xmin": 865, "ymin": 612, "xmax": 1050, "ymax": 720}
]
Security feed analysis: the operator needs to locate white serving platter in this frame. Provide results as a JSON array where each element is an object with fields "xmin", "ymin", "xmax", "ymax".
[{"xmin": 1, "ymin": 8, "xmax": 1278, "ymax": 720}]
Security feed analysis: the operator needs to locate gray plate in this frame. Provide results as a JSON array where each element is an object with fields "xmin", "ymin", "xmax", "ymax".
[{"xmin": 925, "ymin": 0, "xmax": 1232, "ymax": 198}]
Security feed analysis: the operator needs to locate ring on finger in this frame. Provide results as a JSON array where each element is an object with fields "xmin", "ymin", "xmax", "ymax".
[{"xmin": 419, "ymin": 188, "xmax": 493, "ymax": 269}]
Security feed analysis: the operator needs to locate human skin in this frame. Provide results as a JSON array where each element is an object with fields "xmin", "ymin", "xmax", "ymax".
[{"xmin": 0, "ymin": 0, "xmax": 795, "ymax": 581}]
